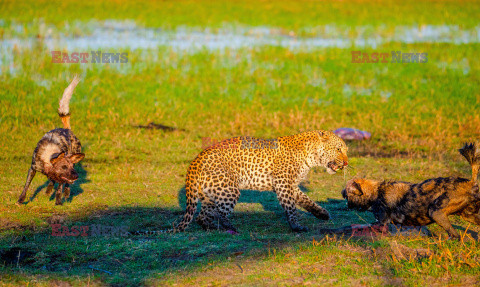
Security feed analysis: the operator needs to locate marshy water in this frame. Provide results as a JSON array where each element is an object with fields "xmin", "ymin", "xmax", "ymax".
[
  {"xmin": 1, "ymin": 20, "xmax": 479, "ymax": 74},
  {"xmin": 3, "ymin": 20, "xmax": 480, "ymax": 49}
]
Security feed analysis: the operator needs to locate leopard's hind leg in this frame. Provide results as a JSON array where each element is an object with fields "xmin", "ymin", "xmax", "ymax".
[
  {"xmin": 215, "ymin": 186, "xmax": 240, "ymax": 232},
  {"xmin": 196, "ymin": 173, "xmax": 239, "ymax": 232},
  {"xmin": 196, "ymin": 198, "xmax": 217, "ymax": 230}
]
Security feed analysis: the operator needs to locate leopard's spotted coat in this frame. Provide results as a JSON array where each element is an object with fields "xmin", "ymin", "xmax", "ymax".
[{"xmin": 177, "ymin": 130, "xmax": 348, "ymax": 232}]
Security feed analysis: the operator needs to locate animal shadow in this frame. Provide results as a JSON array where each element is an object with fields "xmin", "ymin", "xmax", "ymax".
[
  {"xmin": 176, "ymin": 185, "xmax": 341, "ymax": 215},
  {"xmin": 177, "ymin": 186, "xmax": 285, "ymax": 214},
  {"xmin": 26, "ymin": 162, "xmax": 89, "ymax": 205}
]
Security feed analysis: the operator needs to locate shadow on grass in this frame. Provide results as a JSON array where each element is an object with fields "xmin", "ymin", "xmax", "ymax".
[
  {"xmin": 177, "ymin": 184, "xmax": 333, "ymax": 214},
  {"xmin": 0, "ymin": 206, "xmax": 305, "ymax": 286},
  {"xmin": 0, "ymin": 191, "xmax": 382, "ymax": 287},
  {"xmin": 66, "ymin": 162, "xmax": 89, "ymax": 202},
  {"xmin": 25, "ymin": 162, "xmax": 89, "ymax": 205},
  {"xmin": 177, "ymin": 186, "xmax": 282, "ymax": 213},
  {"xmin": 2, "ymin": 187, "xmax": 477, "ymax": 286}
]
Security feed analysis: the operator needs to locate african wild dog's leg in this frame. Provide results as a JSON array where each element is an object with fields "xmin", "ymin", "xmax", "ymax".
[
  {"xmin": 371, "ymin": 206, "xmax": 392, "ymax": 225},
  {"xmin": 459, "ymin": 204, "xmax": 480, "ymax": 226},
  {"xmin": 274, "ymin": 182, "xmax": 308, "ymax": 232},
  {"xmin": 429, "ymin": 209, "xmax": 459, "ymax": 238},
  {"xmin": 45, "ymin": 180, "xmax": 55, "ymax": 195},
  {"xmin": 460, "ymin": 212, "xmax": 480, "ymax": 225},
  {"xmin": 55, "ymin": 184, "xmax": 64, "ymax": 205},
  {"xmin": 63, "ymin": 183, "xmax": 71, "ymax": 199},
  {"xmin": 215, "ymin": 187, "xmax": 240, "ymax": 232},
  {"xmin": 295, "ymin": 188, "xmax": 330, "ymax": 220},
  {"xmin": 17, "ymin": 167, "xmax": 36, "ymax": 204}
]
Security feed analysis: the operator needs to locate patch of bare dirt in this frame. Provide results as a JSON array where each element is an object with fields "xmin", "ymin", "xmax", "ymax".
[
  {"xmin": 0, "ymin": 218, "xmax": 26, "ymax": 231},
  {"xmin": 45, "ymin": 213, "xmax": 69, "ymax": 225},
  {"xmin": 373, "ymin": 240, "xmax": 433, "ymax": 261}
]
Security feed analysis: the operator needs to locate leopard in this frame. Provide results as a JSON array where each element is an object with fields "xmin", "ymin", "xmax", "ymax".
[{"xmin": 174, "ymin": 130, "xmax": 349, "ymax": 233}]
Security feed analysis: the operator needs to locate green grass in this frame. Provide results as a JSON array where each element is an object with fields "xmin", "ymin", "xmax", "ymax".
[
  {"xmin": 1, "ymin": 0, "xmax": 480, "ymax": 286},
  {"xmin": 1, "ymin": 0, "xmax": 480, "ymax": 33}
]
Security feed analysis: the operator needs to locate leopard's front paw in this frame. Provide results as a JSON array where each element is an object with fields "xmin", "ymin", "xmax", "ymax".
[{"xmin": 314, "ymin": 209, "xmax": 330, "ymax": 220}]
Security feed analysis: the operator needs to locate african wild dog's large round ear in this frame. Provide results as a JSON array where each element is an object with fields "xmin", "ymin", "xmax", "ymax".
[
  {"xmin": 317, "ymin": 131, "xmax": 330, "ymax": 142},
  {"xmin": 351, "ymin": 180, "xmax": 363, "ymax": 196},
  {"xmin": 50, "ymin": 152, "xmax": 65, "ymax": 165},
  {"xmin": 69, "ymin": 153, "xmax": 85, "ymax": 164}
]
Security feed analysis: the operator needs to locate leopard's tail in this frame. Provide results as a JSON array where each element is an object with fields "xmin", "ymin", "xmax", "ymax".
[
  {"xmin": 58, "ymin": 75, "xmax": 80, "ymax": 129},
  {"xmin": 174, "ymin": 173, "xmax": 198, "ymax": 232},
  {"xmin": 128, "ymin": 170, "xmax": 198, "ymax": 236},
  {"xmin": 129, "ymin": 229, "xmax": 172, "ymax": 236},
  {"xmin": 459, "ymin": 142, "xmax": 480, "ymax": 183}
]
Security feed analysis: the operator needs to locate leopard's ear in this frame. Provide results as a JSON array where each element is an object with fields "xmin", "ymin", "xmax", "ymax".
[{"xmin": 317, "ymin": 131, "xmax": 330, "ymax": 142}]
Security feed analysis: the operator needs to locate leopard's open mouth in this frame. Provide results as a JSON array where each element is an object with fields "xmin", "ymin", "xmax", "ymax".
[{"xmin": 327, "ymin": 161, "xmax": 343, "ymax": 174}]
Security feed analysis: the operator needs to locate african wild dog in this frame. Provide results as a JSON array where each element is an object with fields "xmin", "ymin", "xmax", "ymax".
[
  {"xmin": 17, "ymin": 75, "xmax": 85, "ymax": 206},
  {"xmin": 342, "ymin": 143, "xmax": 480, "ymax": 238}
]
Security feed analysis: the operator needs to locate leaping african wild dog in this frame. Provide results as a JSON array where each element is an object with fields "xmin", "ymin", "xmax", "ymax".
[{"xmin": 17, "ymin": 75, "xmax": 85, "ymax": 206}]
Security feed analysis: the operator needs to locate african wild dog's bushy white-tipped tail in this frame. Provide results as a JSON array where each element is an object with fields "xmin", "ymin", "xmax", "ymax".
[
  {"xmin": 459, "ymin": 142, "xmax": 480, "ymax": 184},
  {"xmin": 58, "ymin": 75, "xmax": 80, "ymax": 129}
]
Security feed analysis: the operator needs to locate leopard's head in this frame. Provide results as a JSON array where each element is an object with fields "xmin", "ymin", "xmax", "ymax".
[{"xmin": 315, "ymin": 131, "xmax": 348, "ymax": 174}]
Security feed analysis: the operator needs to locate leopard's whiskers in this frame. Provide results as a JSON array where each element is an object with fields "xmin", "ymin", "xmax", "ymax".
[{"xmin": 345, "ymin": 165, "xmax": 355, "ymax": 170}]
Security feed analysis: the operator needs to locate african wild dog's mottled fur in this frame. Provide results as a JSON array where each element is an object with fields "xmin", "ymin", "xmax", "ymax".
[
  {"xmin": 17, "ymin": 75, "xmax": 85, "ymax": 206},
  {"xmin": 342, "ymin": 143, "xmax": 480, "ymax": 238}
]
